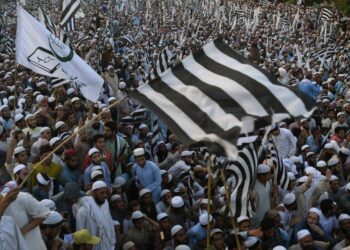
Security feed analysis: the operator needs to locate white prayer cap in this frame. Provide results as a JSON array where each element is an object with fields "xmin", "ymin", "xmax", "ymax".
[
  {"xmin": 108, "ymin": 97, "xmax": 116, "ymax": 103},
  {"xmin": 107, "ymin": 65, "xmax": 114, "ymax": 70},
  {"xmin": 123, "ymin": 241, "xmax": 135, "ymax": 250},
  {"xmin": 330, "ymin": 175, "xmax": 338, "ymax": 182},
  {"xmin": 339, "ymin": 214, "xmax": 350, "ymax": 222},
  {"xmin": 316, "ymin": 160, "xmax": 327, "ymax": 168},
  {"xmin": 113, "ymin": 220, "xmax": 120, "ymax": 226},
  {"xmin": 71, "ymin": 97, "xmax": 80, "ymax": 103},
  {"xmin": 13, "ymin": 146, "xmax": 26, "ymax": 155},
  {"xmin": 40, "ymin": 199, "xmax": 57, "ymax": 211},
  {"xmin": 324, "ymin": 143, "xmax": 333, "ymax": 149},
  {"xmin": 298, "ymin": 176, "xmax": 308, "ymax": 184},
  {"xmin": 43, "ymin": 211, "xmax": 63, "ymax": 225},
  {"xmin": 91, "ymin": 181, "xmax": 107, "ymax": 191},
  {"xmin": 55, "ymin": 121, "xmax": 66, "ymax": 130},
  {"xmin": 287, "ymin": 172, "xmax": 296, "ymax": 181},
  {"xmin": 66, "ymin": 88, "xmax": 75, "ymax": 96},
  {"xmin": 111, "ymin": 194, "xmax": 122, "ymax": 202},
  {"xmin": 245, "ymin": 237, "xmax": 259, "ymax": 248},
  {"xmin": 199, "ymin": 213, "xmax": 213, "ymax": 226},
  {"xmin": 160, "ymin": 169, "xmax": 167, "ymax": 176},
  {"xmin": 308, "ymin": 207, "xmax": 321, "ymax": 218},
  {"xmin": 175, "ymin": 245, "xmax": 191, "ymax": 250},
  {"xmin": 40, "ymin": 127, "xmax": 51, "ymax": 134},
  {"xmin": 49, "ymin": 137, "xmax": 61, "ymax": 147},
  {"xmin": 181, "ymin": 150, "xmax": 194, "ymax": 157},
  {"xmin": 48, "ymin": 96, "xmax": 55, "ymax": 103},
  {"xmin": 272, "ymin": 246, "xmax": 287, "ymax": 250},
  {"xmin": 200, "ymin": 198, "xmax": 212, "ymax": 205},
  {"xmin": 283, "ymin": 193, "xmax": 296, "ymax": 205},
  {"xmin": 210, "ymin": 228, "xmax": 223, "ymax": 237},
  {"xmin": 300, "ymin": 118, "xmax": 308, "ymax": 123},
  {"xmin": 337, "ymin": 112, "xmax": 345, "ymax": 117},
  {"xmin": 13, "ymin": 164, "xmax": 26, "ymax": 175},
  {"xmin": 15, "ymin": 113, "xmax": 24, "ymax": 122},
  {"xmin": 346, "ymin": 183, "xmax": 350, "ymax": 191},
  {"xmin": 297, "ymin": 229, "xmax": 311, "ymax": 240},
  {"xmin": 138, "ymin": 123, "xmax": 148, "ymax": 130},
  {"xmin": 171, "ymin": 225, "xmax": 183, "ymax": 236},
  {"xmin": 139, "ymin": 188, "xmax": 151, "ymax": 198},
  {"xmin": 301, "ymin": 145, "xmax": 310, "ymax": 151},
  {"xmin": 290, "ymin": 155, "xmax": 303, "ymax": 163},
  {"xmin": 24, "ymin": 87, "xmax": 33, "ymax": 92},
  {"xmin": 112, "ymin": 176, "xmax": 126, "ymax": 188},
  {"xmin": 37, "ymin": 81, "xmax": 46, "ymax": 87},
  {"xmin": 36, "ymin": 94, "xmax": 44, "ymax": 103},
  {"xmin": 25, "ymin": 113, "xmax": 34, "ymax": 121},
  {"xmin": 157, "ymin": 213, "xmax": 168, "ymax": 221},
  {"xmin": 102, "ymin": 107, "xmax": 110, "ymax": 113},
  {"xmin": 0, "ymin": 105, "xmax": 8, "ymax": 112},
  {"xmin": 134, "ymin": 148, "xmax": 145, "ymax": 157},
  {"xmin": 88, "ymin": 147, "xmax": 100, "ymax": 156},
  {"xmin": 237, "ymin": 215, "xmax": 250, "ymax": 224},
  {"xmin": 119, "ymin": 81, "xmax": 126, "ymax": 89},
  {"xmin": 219, "ymin": 186, "xmax": 225, "ymax": 196},
  {"xmin": 306, "ymin": 152, "xmax": 315, "ymax": 158},
  {"xmin": 328, "ymin": 158, "xmax": 339, "ymax": 166},
  {"xmin": 257, "ymin": 164, "xmax": 270, "ymax": 174},
  {"xmin": 171, "ymin": 196, "xmax": 184, "ymax": 208},
  {"xmin": 161, "ymin": 189, "xmax": 171, "ymax": 198},
  {"xmin": 37, "ymin": 173, "xmax": 51, "ymax": 185},
  {"xmin": 91, "ymin": 170, "xmax": 103, "ymax": 179},
  {"xmin": 131, "ymin": 210, "xmax": 144, "ymax": 220},
  {"xmin": 305, "ymin": 167, "xmax": 316, "ymax": 176}
]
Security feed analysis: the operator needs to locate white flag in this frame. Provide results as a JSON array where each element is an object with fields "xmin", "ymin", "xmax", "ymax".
[{"xmin": 16, "ymin": 5, "xmax": 103, "ymax": 102}]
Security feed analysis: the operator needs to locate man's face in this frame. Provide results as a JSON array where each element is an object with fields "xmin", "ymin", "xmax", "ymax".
[
  {"xmin": 1, "ymin": 108, "xmax": 10, "ymax": 119},
  {"xmin": 67, "ymin": 155, "xmax": 78, "ymax": 169},
  {"xmin": 330, "ymin": 180, "xmax": 339, "ymax": 191},
  {"xmin": 306, "ymin": 212, "xmax": 318, "ymax": 226},
  {"xmin": 41, "ymin": 152, "xmax": 53, "ymax": 165},
  {"xmin": 135, "ymin": 155, "xmax": 146, "ymax": 167},
  {"xmin": 42, "ymin": 130, "xmax": 52, "ymax": 140},
  {"xmin": 160, "ymin": 217, "xmax": 171, "ymax": 230},
  {"xmin": 299, "ymin": 235, "xmax": 313, "ymax": 249},
  {"xmin": 104, "ymin": 127, "xmax": 113, "ymax": 139},
  {"xmin": 175, "ymin": 229, "xmax": 188, "ymax": 244},
  {"xmin": 212, "ymin": 232, "xmax": 225, "ymax": 250},
  {"xmin": 27, "ymin": 117, "xmax": 37, "ymax": 128},
  {"xmin": 95, "ymin": 138, "xmax": 105, "ymax": 150},
  {"xmin": 94, "ymin": 187, "xmax": 108, "ymax": 205},
  {"xmin": 142, "ymin": 193, "xmax": 153, "ymax": 206},
  {"xmin": 238, "ymin": 221, "xmax": 250, "ymax": 231},
  {"xmin": 91, "ymin": 153, "xmax": 101, "ymax": 165}
]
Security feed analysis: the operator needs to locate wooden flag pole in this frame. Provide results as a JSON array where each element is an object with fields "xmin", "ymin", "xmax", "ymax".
[
  {"xmin": 206, "ymin": 156, "xmax": 213, "ymax": 248},
  {"xmin": 19, "ymin": 96, "xmax": 126, "ymax": 187}
]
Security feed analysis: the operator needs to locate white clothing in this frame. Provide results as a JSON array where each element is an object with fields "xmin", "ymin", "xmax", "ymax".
[
  {"xmin": 253, "ymin": 180, "xmax": 272, "ymax": 226},
  {"xmin": 4, "ymin": 192, "xmax": 50, "ymax": 250},
  {"xmin": 0, "ymin": 216, "xmax": 28, "ymax": 250},
  {"xmin": 319, "ymin": 213, "xmax": 338, "ymax": 235},
  {"xmin": 76, "ymin": 196, "xmax": 116, "ymax": 250},
  {"xmin": 272, "ymin": 128, "xmax": 297, "ymax": 158},
  {"xmin": 168, "ymin": 160, "xmax": 190, "ymax": 177}
]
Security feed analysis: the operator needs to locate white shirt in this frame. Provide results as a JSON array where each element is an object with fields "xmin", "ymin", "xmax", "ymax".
[
  {"xmin": 0, "ymin": 216, "xmax": 28, "ymax": 250},
  {"xmin": 272, "ymin": 128, "xmax": 297, "ymax": 158},
  {"xmin": 319, "ymin": 212, "xmax": 338, "ymax": 235},
  {"xmin": 4, "ymin": 192, "xmax": 50, "ymax": 250}
]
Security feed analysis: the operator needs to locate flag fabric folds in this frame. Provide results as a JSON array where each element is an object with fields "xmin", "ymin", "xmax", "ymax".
[
  {"xmin": 269, "ymin": 140, "xmax": 290, "ymax": 190},
  {"xmin": 228, "ymin": 143, "xmax": 258, "ymax": 218},
  {"xmin": 16, "ymin": 5, "xmax": 103, "ymax": 102},
  {"xmin": 130, "ymin": 39, "xmax": 315, "ymax": 160},
  {"xmin": 320, "ymin": 8, "xmax": 332, "ymax": 22},
  {"xmin": 60, "ymin": 0, "xmax": 80, "ymax": 29}
]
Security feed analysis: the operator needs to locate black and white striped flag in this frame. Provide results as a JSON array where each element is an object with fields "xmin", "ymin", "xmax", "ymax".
[
  {"xmin": 269, "ymin": 139, "xmax": 289, "ymax": 190},
  {"xmin": 320, "ymin": 8, "xmax": 332, "ymax": 22},
  {"xmin": 130, "ymin": 39, "xmax": 315, "ymax": 160},
  {"xmin": 38, "ymin": 7, "xmax": 57, "ymax": 35},
  {"xmin": 260, "ymin": 0, "xmax": 270, "ymax": 7},
  {"xmin": 60, "ymin": 0, "xmax": 80, "ymax": 30},
  {"xmin": 228, "ymin": 143, "xmax": 258, "ymax": 217},
  {"xmin": 119, "ymin": 34, "xmax": 136, "ymax": 45},
  {"xmin": 149, "ymin": 47, "xmax": 180, "ymax": 81},
  {"xmin": 151, "ymin": 114, "xmax": 160, "ymax": 156}
]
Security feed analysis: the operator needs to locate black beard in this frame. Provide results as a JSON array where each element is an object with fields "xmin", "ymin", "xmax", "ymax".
[{"xmin": 94, "ymin": 196, "xmax": 105, "ymax": 206}]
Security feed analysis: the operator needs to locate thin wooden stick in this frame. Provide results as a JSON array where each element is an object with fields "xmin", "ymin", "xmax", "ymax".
[
  {"xmin": 206, "ymin": 156, "xmax": 213, "ymax": 248},
  {"xmin": 19, "ymin": 96, "xmax": 126, "ymax": 187},
  {"xmin": 220, "ymin": 168, "xmax": 241, "ymax": 250}
]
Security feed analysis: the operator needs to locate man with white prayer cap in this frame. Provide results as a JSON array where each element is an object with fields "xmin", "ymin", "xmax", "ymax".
[
  {"xmin": 187, "ymin": 213, "xmax": 213, "ymax": 248},
  {"xmin": 333, "ymin": 214, "xmax": 350, "ymax": 250},
  {"xmin": 171, "ymin": 225, "xmax": 189, "ymax": 248},
  {"xmin": 253, "ymin": 164, "xmax": 272, "ymax": 226},
  {"xmin": 289, "ymin": 229, "xmax": 318, "ymax": 250},
  {"xmin": 76, "ymin": 181, "xmax": 116, "ymax": 250},
  {"xmin": 132, "ymin": 148, "xmax": 161, "ymax": 202},
  {"xmin": 40, "ymin": 211, "xmax": 65, "ymax": 249}
]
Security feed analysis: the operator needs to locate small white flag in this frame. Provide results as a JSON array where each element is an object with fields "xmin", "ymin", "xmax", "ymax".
[{"xmin": 16, "ymin": 5, "xmax": 103, "ymax": 102}]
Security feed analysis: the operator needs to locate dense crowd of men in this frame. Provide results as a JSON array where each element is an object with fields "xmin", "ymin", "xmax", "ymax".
[{"xmin": 0, "ymin": 0, "xmax": 350, "ymax": 249}]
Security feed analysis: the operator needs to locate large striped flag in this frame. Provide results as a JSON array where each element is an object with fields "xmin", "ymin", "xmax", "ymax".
[
  {"xmin": 130, "ymin": 39, "xmax": 315, "ymax": 160},
  {"xmin": 228, "ymin": 143, "xmax": 258, "ymax": 218},
  {"xmin": 320, "ymin": 8, "xmax": 332, "ymax": 22},
  {"xmin": 268, "ymin": 139, "xmax": 289, "ymax": 190},
  {"xmin": 60, "ymin": 0, "xmax": 80, "ymax": 30}
]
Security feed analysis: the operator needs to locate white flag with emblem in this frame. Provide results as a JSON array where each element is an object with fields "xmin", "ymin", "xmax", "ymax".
[{"xmin": 16, "ymin": 5, "xmax": 103, "ymax": 102}]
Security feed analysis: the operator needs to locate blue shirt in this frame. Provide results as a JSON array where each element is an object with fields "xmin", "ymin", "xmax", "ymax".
[
  {"xmin": 83, "ymin": 162, "xmax": 111, "ymax": 189},
  {"xmin": 60, "ymin": 164, "xmax": 81, "ymax": 186},
  {"xmin": 132, "ymin": 160, "xmax": 161, "ymax": 202},
  {"xmin": 187, "ymin": 223, "xmax": 207, "ymax": 248},
  {"xmin": 298, "ymin": 79, "xmax": 321, "ymax": 101}
]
